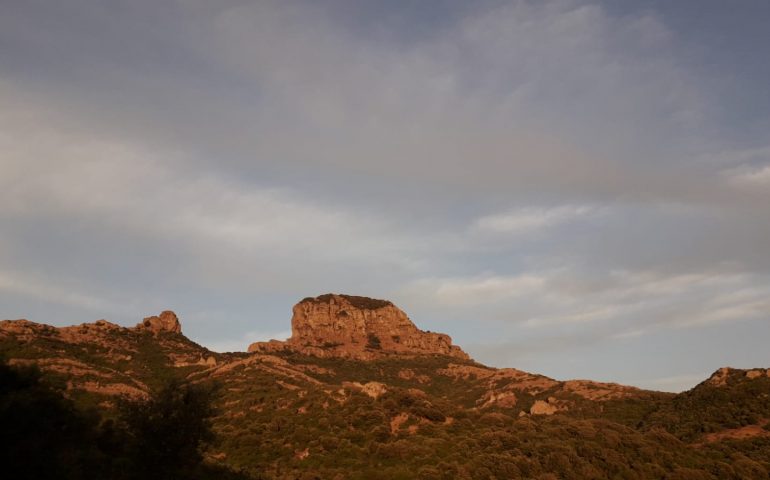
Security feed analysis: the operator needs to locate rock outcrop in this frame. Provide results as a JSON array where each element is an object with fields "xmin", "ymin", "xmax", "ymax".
[
  {"xmin": 529, "ymin": 399, "xmax": 560, "ymax": 416},
  {"xmin": 134, "ymin": 310, "xmax": 182, "ymax": 334},
  {"xmin": 704, "ymin": 366, "xmax": 770, "ymax": 387},
  {"xmin": 0, "ymin": 310, "xmax": 208, "ymax": 401},
  {"xmin": 249, "ymin": 294, "xmax": 469, "ymax": 360}
]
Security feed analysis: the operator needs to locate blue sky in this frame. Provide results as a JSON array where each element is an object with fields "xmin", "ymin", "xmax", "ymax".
[{"xmin": 2, "ymin": 0, "xmax": 769, "ymax": 392}]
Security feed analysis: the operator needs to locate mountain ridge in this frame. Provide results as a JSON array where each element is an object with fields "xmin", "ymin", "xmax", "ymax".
[{"xmin": 3, "ymin": 295, "xmax": 770, "ymax": 479}]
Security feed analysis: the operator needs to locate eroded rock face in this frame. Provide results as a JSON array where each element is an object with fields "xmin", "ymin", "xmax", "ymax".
[
  {"xmin": 135, "ymin": 310, "xmax": 182, "ymax": 334},
  {"xmin": 249, "ymin": 294, "xmax": 469, "ymax": 360}
]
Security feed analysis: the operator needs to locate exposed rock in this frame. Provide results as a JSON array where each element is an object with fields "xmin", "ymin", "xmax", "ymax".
[
  {"xmin": 529, "ymin": 400, "xmax": 559, "ymax": 416},
  {"xmin": 702, "ymin": 367, "xmax": 770, "ymax": 386},
  {"xmin": 437, "ymin": 362, "xmax": 643, "ymax": 413},
  {"xmin": 437, "ymin": 364, "xmax": 497, "ymax": 380},
  {"xmin": 204, "ymin": 356, "xmax": 217, "ymax": 366},
  {"xmin": 406, "ymin": 388, "xmax": 428, "ymax": 399},
  {"xmin": 75, "ymin": 380, "xmax": 148, "ymax": 399},
  {"xmin": 390, "ymin": 412, "xmax": 410, "ymax": 434},
  {"xmin": 342, "ymin": 381, "xmax": 388, "ymax": 399},
  {"xmin": 398, "ymin": 368, "xmax": 431, "ymax": 384},
  {"xmin": 209, "ymin": 452, "xmax": 227, "ymax": 461},
  {"xmin": 701, "ymin": 420, "xmax": 770, "ymax": 443},
  {"xmin": 295, "ymin": 364, "xmax": 335, "ymax": 376},
  {"xmin": 93, "ymin": 319, "xmax": 122, "ymax": 330},
  {"xmin": 59, "ymin": 320, "xmax": 126, "ymax": 344},
  {"xmin": 294, "ymin": 448, "xmax": 310, "ymax": 460},
  {"xmin": 249, "ymin": 294, "xmax": 469, "ymax": 360},
  {"xmin": 477, "ymin": 390, "xmax": 517, "ymax": 408},
  {"xmin": 0, "ymin": 319, "xmax": 58, "ymax": 341},
  {"xmin": 135, "ymin": 310, "xmax": 182, "ymax": 334},
  {"xmin": 706, "ymin": 367, "xmax": 736, "ymax": 387},
  {"xmin": 9, "ymin": 357, "xmax": 113, "ymax": 380},
  {"xmin": 562, "ymin": 379, "xmax": 641, "ymax": 400}
]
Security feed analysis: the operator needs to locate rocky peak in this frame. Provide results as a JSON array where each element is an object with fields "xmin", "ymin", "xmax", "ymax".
[
  {"xmin": 705, "ymin": 366, "xmax": 770, "ymax": 387},
  {"xmin": 134, "ymin": 310, "xmax": 182, "ymax": 335},
  {"xmin": 249, "ymin": 294, "xmax": 469, "ymax": 360}
]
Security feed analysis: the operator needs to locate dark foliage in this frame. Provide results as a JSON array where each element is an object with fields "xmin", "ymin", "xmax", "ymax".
[
  {"xmin": 118, "ymin": 380, "xmax": 216, "ymax": 480},
  {"xmin": 641, "ymin": 372, "xmax": 770, "ymax": 441},
  {"xmin": 0, "ymin": 359, "xmax": 254, "ymax": 480},
  {"xmin": 0, "ymin": 360, "xmax": 107, "ymax": 480},
  {"xmin": 302, "ymin": 294, "xmax": 393, "ymax": 310}
]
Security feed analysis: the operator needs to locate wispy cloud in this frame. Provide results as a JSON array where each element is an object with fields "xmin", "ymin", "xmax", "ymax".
[
  {"xmin": 402, "ymin": 274, "xmax": 547, "ymax": 307},
  {"xmin": 729, "ymin": 164, "xmax": 770, "ymax": 187},
  {"xmin": 473, "ymin": 205, "xmax": 599, "ymax": 235},
  {"xmin": 0, "ymin": 269, "xmax": 130, "ymax": 316}
]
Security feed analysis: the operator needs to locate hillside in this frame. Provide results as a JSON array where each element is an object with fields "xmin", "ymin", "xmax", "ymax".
[{"xmin": 2, "ymin": 294, "xmax": 770, "ymax": 479}]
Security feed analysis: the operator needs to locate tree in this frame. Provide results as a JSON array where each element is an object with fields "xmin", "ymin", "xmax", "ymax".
[
  {"xmin": 0, "ymin": 359, "xmax": 106, "ymax": 480},
  {"xmin": 118, "ymin": 380, "xmax": 216, "ymax": 480}
]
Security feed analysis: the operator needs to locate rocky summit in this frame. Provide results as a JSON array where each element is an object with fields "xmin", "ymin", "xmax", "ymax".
[
  {"xmin": 2, "ymin": 296, "xmax": 770, "ymax": 479},
  {"xmin": 135, "ymin": 310, "xmax": 182, "ymax": 334},
  {"xmin": 248, "ymin": 294, "xmax": 469, "ymax": 360}
]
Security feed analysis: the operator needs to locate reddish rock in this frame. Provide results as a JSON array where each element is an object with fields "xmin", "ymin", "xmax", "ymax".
[
  {"xmin": 249, "ymin": 294, "xmax": 469, "ymax": 360},
  {"xmin": 529, "ymin": 400, "xmax": 559, "ymax": 416},
  {"xmin": 706, "ymin": 367, "xmax": 733, "ymax": 387},
  {"xmin": 134, "ymin": 310, "xmax": 182, "ymax": 334}
]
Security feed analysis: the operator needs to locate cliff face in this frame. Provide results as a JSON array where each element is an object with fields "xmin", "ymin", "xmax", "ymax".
[{"xmin": 249, "ymin": 294, "xmax": 469, "ymax": 360}]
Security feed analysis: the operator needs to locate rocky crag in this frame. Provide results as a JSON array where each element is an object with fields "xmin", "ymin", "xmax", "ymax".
[{"xmin": 248, "ymin": 294, "xmax": 469, "ymax": 360}]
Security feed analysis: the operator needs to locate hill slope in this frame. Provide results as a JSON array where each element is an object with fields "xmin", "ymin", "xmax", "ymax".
[{"xmin": 2, "ymin": 294, "xmax": 770, "ymax": 479}]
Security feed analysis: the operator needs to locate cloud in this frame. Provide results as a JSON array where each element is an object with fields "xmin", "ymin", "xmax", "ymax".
[
  {"xmin": 728, "ymin": 164, "xmax": 770, "ymax": 187},
  {"xmin": 473, "ymin": 205, "xmax": 599, "ymax": 235},
  {"xmin": 0, "ymin": 84, "xmax": 433, "ymax": 295},
  {"xmin": 400, "ymin": 267, "xmax": 770, "ymax": 343},
  {"xmin": 0, "ymin": 269, "xmax": 126, "ymax": 315},
  {"xmin": 402, "ymin": 274, "xmax": 547, "ymax": 307},
  {"xmin": 1, "ymin": 0, "xmax": 717, "ymax": 203}
]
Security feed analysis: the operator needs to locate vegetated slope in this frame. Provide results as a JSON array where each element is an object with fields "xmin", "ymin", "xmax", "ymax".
[
  {"xmin": 2, "ymin": 295, "xmax": 770, "ymax": 479},
  {"xmin": 0, "ymin": 313, "xmax": 223, "ymax": 410}
]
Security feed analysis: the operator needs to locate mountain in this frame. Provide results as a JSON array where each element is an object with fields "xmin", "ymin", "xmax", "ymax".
[
  {"xmin": 248, "ymin": 294, "xmax": 468, "ymax": 360},
  {"xmin": 2, "ymin": 294, "xmax": 770, "ymax": 479}
]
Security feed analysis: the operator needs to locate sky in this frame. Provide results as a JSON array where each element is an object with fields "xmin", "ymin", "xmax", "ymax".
[{"xmin": 2, "ymin": 0, "xmax": 769, "ymax": 392}]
